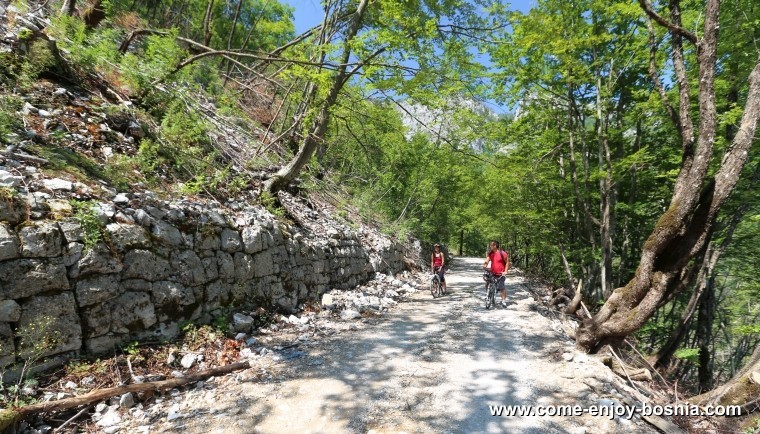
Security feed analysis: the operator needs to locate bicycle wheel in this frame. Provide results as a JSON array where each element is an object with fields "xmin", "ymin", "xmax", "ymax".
[
  {"xmin": 430, "ymin": 276, "xmax": 439, "ymax": 298},
  {"xmin": 485, "ymin": 280, "xmax": 494, "ymax": 309}
]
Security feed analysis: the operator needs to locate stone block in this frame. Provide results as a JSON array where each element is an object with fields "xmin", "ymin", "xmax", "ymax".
[
  {"xmin": 0, "ymin": 300, "xmax": 22, "ymax": 322},
  {"xmin": 111, "ymin": 292, "xmax": 157, "ymax": 333},
  {"xmin": 0, "ymin": 258, "xmax": 69, "ymax": 299},
  {"xmin": 19, "ymin": 221, "xmax": 63, "ymax": 257},
  {"xmin": 253, "ymin": 251, "xmax": 274, "ymax": 277},
  {"xmin": 69, "ymin": 243, "xmax": 123, "ymax": 278},
  {"xmin": 152, "ymin": 281, "xmax": 195, "ymax": 307},
  {"xmin": 17, "ymin": 293, "xmax": 82, "ymax": 358},
  {"xmin": 220, "ymin": 229, "xmax": 242, "ymax": 252},
  {"xmin": 122, "ymin": 250, "xmax": 170, "ymax": 280},
  {"xmin": 171, "ymin": 250, "xmax": 207, "ymax": 286},
  {"xmin": 151, "ymin": 220, "xmax": 184, "ymax": 247},
  {"xmin": 75, "ymin": 275, "xmax": 120, "ymax": 307},
  {"xmin": 0, "ymin": 322, "xmax": 15, "ymax": 367},
  {"xmin": 106, "ymin": 223, "xmax": 151, "ymax": 251},
  {"xmin": 0, "ymin": 223, "xmax": 19, "ymax": 261}
]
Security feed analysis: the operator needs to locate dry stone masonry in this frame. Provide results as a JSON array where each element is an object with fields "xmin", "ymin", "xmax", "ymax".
[{"xmin": 0, "ymin": 189, "xmax": 409, "ymax": 366}]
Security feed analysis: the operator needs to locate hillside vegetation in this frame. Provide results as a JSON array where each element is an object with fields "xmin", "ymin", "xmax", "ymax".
[{"xmin": 1, "ymin": 0, "xmax": 760, "ymax": 430}]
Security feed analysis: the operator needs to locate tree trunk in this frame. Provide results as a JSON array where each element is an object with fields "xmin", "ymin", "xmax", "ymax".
[
  {"xmin": 264, "ymin": 0, "xmax": 370, "ymax": 194},
  {"xmin": 576, "ymin": 0, "xmax": 760, "ymax": 352},
  {"xmin": 695, "ymin": 277, "xmax": 715, "ymax": 392},
  {"xmin": 592, "ymin": 38, "xmax": 614, "ymax": 300},
  {"xmin": 60, "ymin": 0, "xmax": 76, "ymax": 16},
  {"xmin": 82, "ymin": 0, "xmax": 105, "ymax": 29},
  {"xmin": 202, "ymin": 0, "xmax": 215, "ymax": 47}
]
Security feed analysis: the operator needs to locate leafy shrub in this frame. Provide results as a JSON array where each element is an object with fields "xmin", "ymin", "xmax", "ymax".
[
  {"xmin": 120, "ymin": 30, "xmax": 184, "ymax": 96},
  {"xmin": 674, "ymin": 348, "xmax": 701, "ymax": 365},
  {"xmin": 1, "ymin": 316, "xmax": 60, "ymax": 407},
  {"xmin": 0, "ymin": 96, "xmax": 23, "ymax": 142},
  {"xmin": 70, "ymin": 200, "xmax": 105, "ymax": 250},
  {"xmin": 47, "ymin": 15, "xmax": 121, "ymax": 76},
  {"xmin": 102, "ymin": 154, "xmax": 136, "ymax": 191},
  {"xmin": 17, "ymin": 40, "xmax": 56, "ymax": 90},
  {"xmin": 135, "ymin": 138, "xmax": 165, "ymax": 173},
  {"xmin": 180, "ymin": 323, "xmax": 223, "ymax": 351},
  {"xmin": 260, "ymin": 191, "xmax": 284, "ymax": 218}
]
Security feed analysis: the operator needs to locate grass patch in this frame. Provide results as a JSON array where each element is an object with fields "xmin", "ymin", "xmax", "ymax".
[{"xmin": 30, "ymin": 144, "xmax": 105, "ymax": 181}]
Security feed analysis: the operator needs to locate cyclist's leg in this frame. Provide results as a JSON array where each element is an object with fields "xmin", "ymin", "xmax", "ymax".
[{"xmin": 498, "ymin": 276, "xmax": 507, "ymax": 306}]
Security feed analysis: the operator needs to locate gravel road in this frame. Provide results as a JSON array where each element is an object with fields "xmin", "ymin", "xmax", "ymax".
[{"xmin": 138, "ymin": 257, "xmax": 663, "ymax": 434}]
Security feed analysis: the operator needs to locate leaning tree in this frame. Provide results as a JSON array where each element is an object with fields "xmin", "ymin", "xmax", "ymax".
[
  {"xmin": 575, "ymin": 0, "xmax": 760, "ymax": 355},
  {"xmin": 262, "ymin": 0, "xmax": 500, "ymax": 194}
]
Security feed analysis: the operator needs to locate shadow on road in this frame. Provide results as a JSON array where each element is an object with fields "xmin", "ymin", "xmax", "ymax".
[{"xmin": 171, "ymin": 258, "xmax": 617, "ymax": 434}]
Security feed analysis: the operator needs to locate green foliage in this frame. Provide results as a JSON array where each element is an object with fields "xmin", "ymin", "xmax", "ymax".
[
  {"xmin": 30, "ymin": 143, "xmax": 115, "ymax": 187},
  {"xmin": 48, "ymin": 15, "xmax": 121, "ymax": 72},
  {"xmin": 66, "ymin": 358, "xmax": 108, "ymax": 376},
  {"xmin": 741, "ymin": 415, "xmax": 760, "ymax": 434},
  {"xmin": 120, "ymin": 341, "xmax": 145, "ymax": 364},
  {"xmin": 159, "ymin": 99, "xmax": 211, "ymax": 161},
  {"xmin": 101, "ymin": 154, "xmax": 136, "ymax": 192},
  {"xmin": 17, "ymin": 40, "xmax": 56, "ymax": 90},
  {"xmin": 122, "ymin": 341, "xmax": 140, "ymax": 357},
  {"xmin": 15, "ymin": 315, "xmax": 60, "ymax": 362},
  {"xmin": 1, "ymin": 316, "xmax": 60, "ymax": 407},
  {"xmin": 0, "ymin": 95, "xmax": 23, "ymax": 141},
  {"xmin": 122, "ymin": 32, "xmax": 185, "ymax": 95},
  {"xmin": 259, "ymin": 191, "xmax": 284, "ymax": 218},
  {"xmin": 212, "ymin": 311, "xmax": 230, "ymax": 332},
  {"xmin": 106, "ymin": 0, "xmax": 294, "ymax": 53},
  {"xmin": 135, "ymin": 138, "xmax": 164, "ymax": 173},
  {"xmin": 0, "ymin": 187, "xmax": 17, "ymax": 204},
  {"xmin": 70, "ymin": 200, "xmax": 105, "ymax": 250},
  {"xmin": 674, "ymin": 348, "xmax": 701, "ymax": 365},
  {"xmin": 180, "ymin": 323, "xmax": 224, "ymax": 351}
]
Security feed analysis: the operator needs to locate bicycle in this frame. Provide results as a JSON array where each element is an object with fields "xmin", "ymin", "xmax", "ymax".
[
  {"xmin": 430, "ymin": 271, "xmax": 443, "ymax": 298},
  {"xmin": 483, "ymin": 271, "xmax": 498, "ymax": 309}
]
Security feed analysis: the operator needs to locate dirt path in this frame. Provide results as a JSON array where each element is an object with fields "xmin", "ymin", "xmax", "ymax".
[{"xmin": 142, "ymin": 258, "xmax": 663, "ymax": 434}]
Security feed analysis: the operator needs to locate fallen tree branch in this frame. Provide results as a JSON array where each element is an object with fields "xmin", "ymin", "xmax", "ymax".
[
  {"xmin": 0, "ymin": 361, "xmax": 251, "ymax": 431},
  {"xmin": 52, "ymin": 405, "xmax": 91, "ymax": 433}
]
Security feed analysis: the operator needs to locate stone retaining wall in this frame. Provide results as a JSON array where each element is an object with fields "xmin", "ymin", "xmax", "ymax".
[{"xmin": 0, "ymin": 196, "xmax": 407, "ymax": 365}]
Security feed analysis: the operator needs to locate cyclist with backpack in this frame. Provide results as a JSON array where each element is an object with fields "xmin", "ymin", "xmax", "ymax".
[
  {"xmin": 483, "ymin": 240, "xmax": 510, "ymax": 307},
  {"xmin": 431, "ymin": 243, "xmax": 446, "ymax": 294}
]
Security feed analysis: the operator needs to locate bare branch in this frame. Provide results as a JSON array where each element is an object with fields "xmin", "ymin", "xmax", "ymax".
[
  {"xmin": 646, "ymin": 18, "xmax": 680, "ymax": 131},
  {"xmin": 637, "ymin": 0, "xmax": 697, "ymax": 44}
]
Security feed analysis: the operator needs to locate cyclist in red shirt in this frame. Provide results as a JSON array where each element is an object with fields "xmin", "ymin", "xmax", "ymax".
[
  {"xmin": 483, "ymin": 240, "xmax": 510, "ymax": 307},
  {"xmin": 431, "ymin": 243, "xmax": 446, "ymax": 294}
]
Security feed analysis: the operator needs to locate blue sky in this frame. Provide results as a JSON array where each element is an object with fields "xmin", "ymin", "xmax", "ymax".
[{"xmin": 282, "ymin": 0, "xmax": 537, "ymax": 34}]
